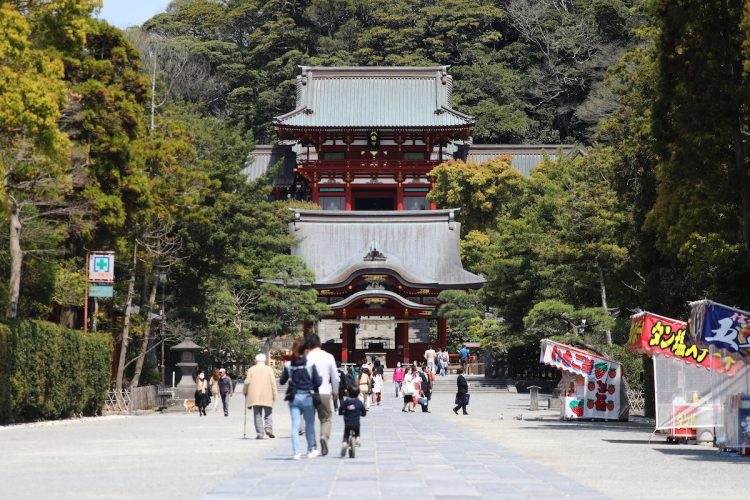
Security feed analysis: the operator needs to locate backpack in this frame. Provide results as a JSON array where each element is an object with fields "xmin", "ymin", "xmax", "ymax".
[{"xmin": 283, "ymin": 360, "xmax": 316, "ymax": 402}]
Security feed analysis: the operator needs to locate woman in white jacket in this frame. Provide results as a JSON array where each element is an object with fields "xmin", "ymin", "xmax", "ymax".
[{"xmin": 401, "ymin": 366, "xmax": 418, "ymax": 412}]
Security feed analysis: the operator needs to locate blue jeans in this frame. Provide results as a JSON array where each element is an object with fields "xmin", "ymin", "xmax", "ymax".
[
  {"xmin": 394, "ymin": 381, "xmax": 402, "ymax": 397},
  {"xmin": 290, "ymin": 392, "xmax": 315, "ymax": 454}
]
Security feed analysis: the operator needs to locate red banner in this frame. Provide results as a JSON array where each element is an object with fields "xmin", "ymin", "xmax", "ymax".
[{"xmin": 629, "ymin": 312, "xmax": 741, "ymax": 375}]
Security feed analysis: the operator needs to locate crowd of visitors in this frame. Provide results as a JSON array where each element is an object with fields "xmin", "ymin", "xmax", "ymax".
[{"xmin": 199, "ymin": 339, "xmax": 472, "ymax": 460}]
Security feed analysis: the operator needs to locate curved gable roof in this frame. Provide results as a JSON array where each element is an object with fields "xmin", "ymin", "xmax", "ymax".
[
  {"xmin": 274, "ymin": 66, "xmax": 475, "ymax": 129},
  {"xmin": 291, "ymin": 209, "xmax": 484, "ymax": 289}
]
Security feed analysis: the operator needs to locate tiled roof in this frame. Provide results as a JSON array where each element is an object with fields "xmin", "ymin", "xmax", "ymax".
[
  {"xmin": 290, "ymin": 209, "xmax": 485, "ymax": 288},
  {"xmin": 459, "ymin": 144, "xmax": 583, "ymax": 177},
  {"xmin": 274, "ymin": 66, "xmax": 475, "ymax": 129},
  {"xmin": 241, "ymin": 144, "xmax": 297, "ymax": 187}
]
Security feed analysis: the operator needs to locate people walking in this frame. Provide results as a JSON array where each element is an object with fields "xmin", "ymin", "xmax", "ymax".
[
  {"xmin": 357, "ymin": 365, "xmax": 372, "ymax": 410},
  {"xmin": 453, "ymin": 368, "xmax": 470, "ymax": 415},
  {"xmin": 424, "ymin": 345, "xmax": 436, "ymax": 374},
  {"xmin": 438, "ymin": 349, "xmax": 449, "ymax": 377},
  {"xmin": 210, "ymin": 369, "xmax": 221, "ymax": 413},
  {"xmin": 218, "ymin": 368, "xmax": 233, "ymax": 417},
  {"xmin": 371, "ymin": 369, "xmax": 383, "ymax": 405},
  {"xmin": 419, "ymin": 365, "xmax": 433, "ymax": 413},
  {"xmin": 305, "ymin": 334, "xmax": 339, "ymax": 456},
  {"xmin": 459, "ymin": 345, "xmax": 470, "ymax": 373},
  {"xmin": 279, "ymin": 339, "xmax": 322, "ymax": 460},
  {"xmin": 393, "ymin": 362, "xmax": 405, "ymax": 397},
  {"xmin": 401, "ymin": 366, "xmax": 418, "ymax": 412},
  {"xmin": 243, "ymin": 353, "xmax": 277, "ymax": 439},
  {"xmin": 194, "ymin": 371, "xmax": 208, "ymax": 416}
]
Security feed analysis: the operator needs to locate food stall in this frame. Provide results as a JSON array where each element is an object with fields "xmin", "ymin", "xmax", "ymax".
[
  {"xmin": 628, "ymin": 312, "xmax": 728, "ymax": 442},
  {"xmin": 540, "ymin": 339, "xmax": 628, "ymax": 421},
  {"xmin": 688, "ymin": 301, "xmax": 750, "ymax": 452}
]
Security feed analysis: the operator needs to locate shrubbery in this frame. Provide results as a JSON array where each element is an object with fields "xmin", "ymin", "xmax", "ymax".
[{"xmin": 0, "ymin": 320, "xmax": 112, "ymax": 425}]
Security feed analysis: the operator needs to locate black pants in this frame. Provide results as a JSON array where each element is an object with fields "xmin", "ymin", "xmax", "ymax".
[
  {"xmin": 343, "ymin": 423, "xmax": 360, "ymax": 441},
  {"xmin": 454, "ymin": 393, "xmax": 468, "ymax": 414},
  {"xmin": 195, "ymin": 392, "xmax": 208, "ymax": 414}
]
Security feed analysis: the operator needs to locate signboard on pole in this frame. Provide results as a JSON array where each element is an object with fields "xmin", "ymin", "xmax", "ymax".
[
  {"xmin": 89, "ymin": 252, "xmax": 115, "ymax": 282},
  {"xmin": 88, "ymin": 284, "xmax": 114, "ymax": 298}
]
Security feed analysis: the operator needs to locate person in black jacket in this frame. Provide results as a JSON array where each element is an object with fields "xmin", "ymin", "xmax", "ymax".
[
  {"xmin": 339, "ymin": 385, "xmax": 367, "ymax": 456},
  {"xmin": 452, "ymin": 368, "xmax": 469, "ymax": 415},
  {"xmin": 418, "ymin": 365, "xmax": 432, "ymax": 413},
  {"xmin": 279, "ymin": 339, "xmax": 322, "ymax": 459}
]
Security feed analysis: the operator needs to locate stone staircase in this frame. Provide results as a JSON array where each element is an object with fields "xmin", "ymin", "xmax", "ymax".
[{"xmin": 429, "ymin": 375, "xmax": 516, "ymax": 393}]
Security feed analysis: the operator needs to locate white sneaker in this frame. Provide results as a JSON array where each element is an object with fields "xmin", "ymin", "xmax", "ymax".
[
  {"xmin": 307, "ymin": 449, "xmax": 320, "ymax": 459},
  {"xmin": 292, "ymin": 453, "xmax": 301, "ymax": 460}
]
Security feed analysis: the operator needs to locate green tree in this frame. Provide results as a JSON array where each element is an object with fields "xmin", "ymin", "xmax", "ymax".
[
  {"xmin": 427, "ymin": 157, "xmax": 525, "ymax": 234},
  {"xmin": 0, "ymin": 4, "xmax": 71, "ymax": 318},
  {"xmin": 255, "ymin": 255, "xmax": 329, "ymax": 353},
  {"xmin": 647, "ymin": 0, "xmax": 750, "ymax": 307}
]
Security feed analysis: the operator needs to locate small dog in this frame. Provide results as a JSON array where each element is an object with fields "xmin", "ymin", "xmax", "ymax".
[{"xmin": 183, "ymin": 399, "xmax": 198, "ymax": 413}]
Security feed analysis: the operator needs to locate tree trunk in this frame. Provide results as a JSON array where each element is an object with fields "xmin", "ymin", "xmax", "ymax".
[
  {"xmin": 7, "ymin": 205, "xmax": 23, "ymax": 318},
  {"xmin": 59, "ymin": 307, "xmax": 75, "ymax": 328},
  {"xmin": 150, "ymin": 51, "xmax": 157, "ymax": 134},
  {"xmin": 130, "ymin": 264, "xmax": 158, "ymax": 388},
  {"xmin": 598, "ymin": 261, "xmax": 613, "ymax": 345},
  {"xmin": 115, "ymin": 238, "xmax": 138, "ymax": 391}
]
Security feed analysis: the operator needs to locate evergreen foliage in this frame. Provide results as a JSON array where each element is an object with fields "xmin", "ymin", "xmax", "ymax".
[
  {"xmin": 142, "ymin": 0, "xmax": 646, "ymax": 144},
  {"xmin": 3, "ymin": 0, "xmax": 750, "ymax": 410},
  {"xmin": 0, "ymin": 320, "xmax": 112, "ymax": 424}
]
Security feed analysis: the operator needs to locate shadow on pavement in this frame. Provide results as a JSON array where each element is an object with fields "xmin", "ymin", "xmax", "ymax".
[
  {"xmin": 601, "ymin": 439, "xmax": 659, "ymax": 445},
  {"xmin": 654, "ymin": 447, "xmax": 750, "ymax": 463}
]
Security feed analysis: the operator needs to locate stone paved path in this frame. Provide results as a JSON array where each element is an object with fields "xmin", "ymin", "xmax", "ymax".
[{"xmin": 205, "ymin": 395, "xmax": 609, "ymax": 500}]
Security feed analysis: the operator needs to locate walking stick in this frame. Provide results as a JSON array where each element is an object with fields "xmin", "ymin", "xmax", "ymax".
[{"xmin": 243, "ymin": 395, "xmax": 248, "ymax": 439}]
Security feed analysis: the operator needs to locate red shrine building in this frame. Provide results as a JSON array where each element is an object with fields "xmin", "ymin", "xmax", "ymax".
[{"xmin": 246, "ymin": 66, "xmax": 576, "ymax": 366}]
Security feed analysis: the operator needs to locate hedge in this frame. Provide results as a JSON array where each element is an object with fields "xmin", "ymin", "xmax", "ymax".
[{"xmin": 0, "ymin": 320, "xmax": 112, "ymax": 425}]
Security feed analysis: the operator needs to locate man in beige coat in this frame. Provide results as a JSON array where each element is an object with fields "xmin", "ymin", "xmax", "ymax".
[{"xmin": 243, "ymin": 353, "xmax": 277, "ymax": 439}]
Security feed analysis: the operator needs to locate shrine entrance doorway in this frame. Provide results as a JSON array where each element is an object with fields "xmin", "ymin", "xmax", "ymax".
[{"xmin": 353, "ymin": 188, "xmax": 396, "ymax": 210}]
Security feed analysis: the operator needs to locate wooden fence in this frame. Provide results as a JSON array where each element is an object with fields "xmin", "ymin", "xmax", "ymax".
[{"xmin": 105, "ymin": 385, "xmax": 159, "ymax": 414}]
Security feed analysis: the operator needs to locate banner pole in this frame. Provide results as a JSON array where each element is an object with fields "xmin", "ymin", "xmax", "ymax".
[{"xmin": 84, "ymin": 252, "xmax": 89, "ymax": 334}]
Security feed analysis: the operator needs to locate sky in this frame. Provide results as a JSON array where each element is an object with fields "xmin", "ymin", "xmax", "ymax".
[{"xmin": 98, "ymin": 0, "xmax": 172, "ymax": 29}]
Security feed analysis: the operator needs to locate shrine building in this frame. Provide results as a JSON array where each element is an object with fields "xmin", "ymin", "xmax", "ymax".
[{"xmin": 246, "ymin": 66, "xmax": 577, "ymax": 366}]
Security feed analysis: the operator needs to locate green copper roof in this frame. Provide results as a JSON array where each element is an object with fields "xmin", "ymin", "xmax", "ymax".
[
  {"xmin": 274, "ymin": 66, "xmax": 475, "ymax": 129},
  {"xmin": 460, "ymin": 145, "xmax": 584, "ymax": 177}
]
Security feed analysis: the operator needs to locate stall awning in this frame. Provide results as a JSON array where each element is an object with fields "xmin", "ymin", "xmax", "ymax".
[
  {"xmin": 629, "ymin": 311, "xmax": 742, "ymax": 375},
  {"xmin": 540, "ymin": 339, "xmax": 619, "ymax": 378},
  {"xmin": 539, "ymin": 339, "xmax": 626, "ymax": 420}
]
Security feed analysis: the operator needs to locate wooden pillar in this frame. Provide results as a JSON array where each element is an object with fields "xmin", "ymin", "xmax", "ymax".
[
  {"xmin": 311, "ymin": 172, "xmax": 319, "ymax": 205},
  {"xmin": 438, "ymin": 317, "xmax": 447, "ymax": 349},
  {"xmin": 341, "ymin": 323, "xmax": 349, "ymax": 363},
  {"xmin": 345, "ymin": 179, "xmax": 352, "ymax": 211},
  {"xmin": 396, "ymin": 181, "xmax": 403, "ymax": 211},
  {"xmin": 399, "ymin": 322, "xmax": 410, "ymax": 363},
  {"xmin": 303, "ymin": 320, "xmax": 311, "ymax": 336}
]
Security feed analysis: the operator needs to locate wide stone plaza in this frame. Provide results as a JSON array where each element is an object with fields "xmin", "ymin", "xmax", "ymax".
[{"xmin": 2, "ymin": 380, "xmax": 748, "ymax": 499}]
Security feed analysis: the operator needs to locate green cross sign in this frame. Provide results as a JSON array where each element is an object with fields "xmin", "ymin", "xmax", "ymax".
[{"xmin": 89, "ymin": 252, "xmax": 114, "ymax": 281}]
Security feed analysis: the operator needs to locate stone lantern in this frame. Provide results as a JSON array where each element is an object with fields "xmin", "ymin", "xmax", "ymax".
[{"xmin": 171, "ymin": 337, "xmax": 202, "ymax": 399}]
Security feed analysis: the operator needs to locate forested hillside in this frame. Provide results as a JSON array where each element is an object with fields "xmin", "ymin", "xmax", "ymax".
[
  {"xmin": 1, "ymin": 0, "xmax": 748, "ymax": 392},
  {"xmin": 142, "ymin": 0, "xmax": 646, "ymax": 144}
]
